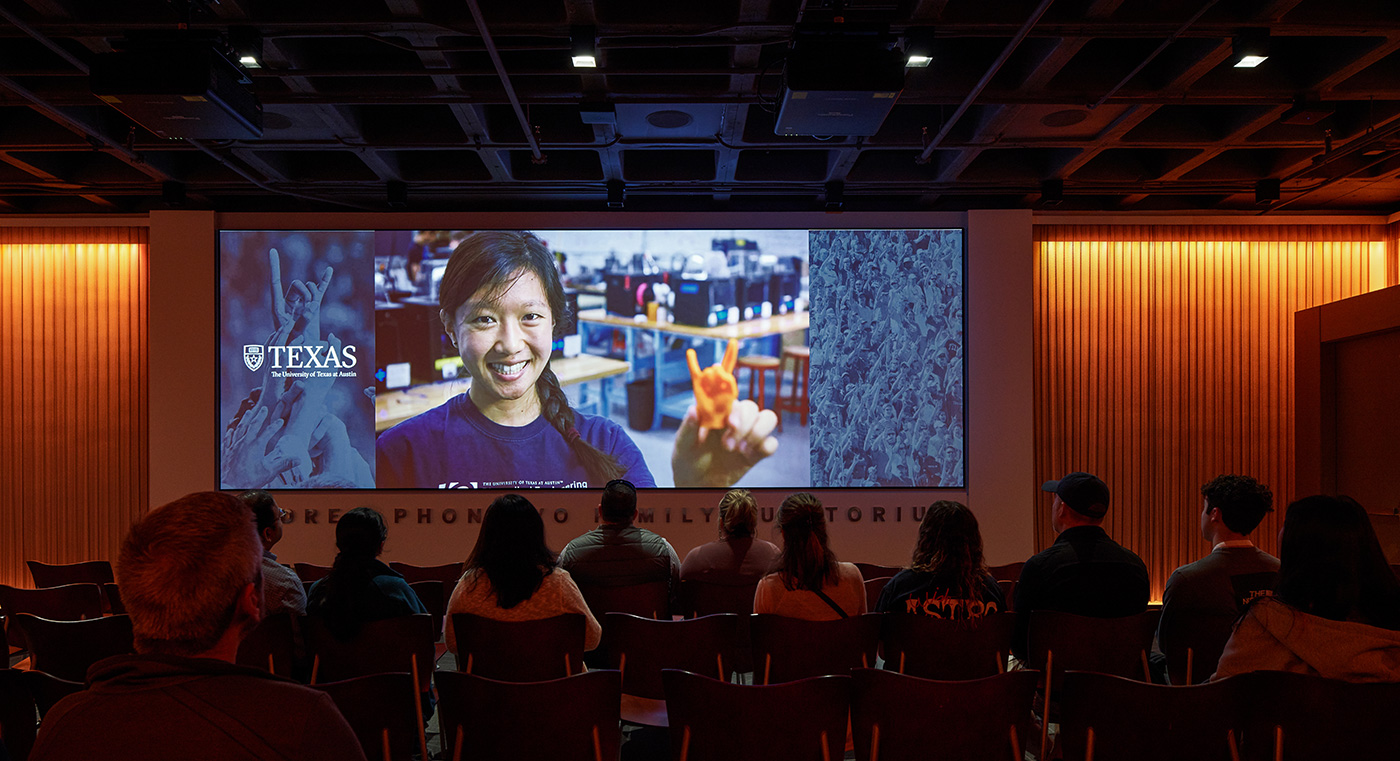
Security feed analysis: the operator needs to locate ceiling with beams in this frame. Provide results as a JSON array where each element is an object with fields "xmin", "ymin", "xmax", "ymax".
[{"xmin": 1, "ymin": 0, "xmax": 1399, "ymax": 214}]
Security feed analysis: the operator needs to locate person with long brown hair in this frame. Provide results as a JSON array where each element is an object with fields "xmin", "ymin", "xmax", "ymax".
[
  {"xmin": 1211, "ymin": 495, "xmax": 1400, "ymax": 682},
  {"xmin": 375, "ymin": 230, "xmax": 779, "ymax": 489},
  {"xmin": 754, "ymin": 493, "xmax": 865, "ymax": 619},
  {"xmin": 875, "ymin": 500, "xmax": 1004, "ymax": 618},
  {"xmin": 446, "ymin": 493, "xmax": 601, "ymax": 653},
  {"xmin": 681, "ymin": 489, "xmax": 781, "ymax": 585}
]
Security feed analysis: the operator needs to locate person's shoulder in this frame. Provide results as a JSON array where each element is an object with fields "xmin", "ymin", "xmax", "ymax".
[{"xmin": 835, "ymin": 561, "xmax": 865, "ymax": 583}]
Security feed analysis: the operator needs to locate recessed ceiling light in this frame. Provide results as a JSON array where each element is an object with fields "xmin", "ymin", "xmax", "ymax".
[
  {"xmin": 571, "ymin": 54, "xmax": 597, "ymax": 68},
  {"xmin": 1232, "ymin": 29, "xmax": 1270, "ymax": 69},
  {"xmin": 905, "ymin": 54, "xmax": 932, "ymax": 68}
]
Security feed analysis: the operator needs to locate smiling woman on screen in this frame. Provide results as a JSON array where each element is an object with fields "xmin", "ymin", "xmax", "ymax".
[{"xmin": 374, "ymin": 230, "xmax": 778, "ymax": 489}]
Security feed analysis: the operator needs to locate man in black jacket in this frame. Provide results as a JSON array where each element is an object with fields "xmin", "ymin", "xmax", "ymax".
[
  {"xmin": 30, "ymin": 492, "xmax": 365, "ymax": 761},
  {"xmin": 1012, "ymin": 472, "xmax": 1149, "ymax": 660}
]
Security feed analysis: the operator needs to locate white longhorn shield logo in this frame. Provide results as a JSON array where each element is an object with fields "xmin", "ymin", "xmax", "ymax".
[{"xmin": 243, "ymin": 344, "xmax": 265, "ymax": 371}]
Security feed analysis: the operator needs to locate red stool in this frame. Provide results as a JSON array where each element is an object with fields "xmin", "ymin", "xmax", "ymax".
[
  {"xmin": 735, "ymin": 355, "xmax": 780, "ymax": 412},
  {"xmin": 774, "ymin": 345, "xmax": 810, "ymax": 432}
]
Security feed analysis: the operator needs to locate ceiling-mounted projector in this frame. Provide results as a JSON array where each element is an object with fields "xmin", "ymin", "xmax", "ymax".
[
  {"xmin": 91, "ymin": 41, "xmax": 263, "ymax": 140},
  {"xmin": 775, "ymin": 25, "xmax": 905, "ymax": 138}
]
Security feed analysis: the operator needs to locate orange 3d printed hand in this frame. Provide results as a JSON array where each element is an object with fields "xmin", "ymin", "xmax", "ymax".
[{"xmin": 687, "ymin": 339, "xmax": 738, "ymax": 429}]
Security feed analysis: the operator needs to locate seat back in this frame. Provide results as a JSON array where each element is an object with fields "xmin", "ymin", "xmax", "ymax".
[
  {"xmin": 598, "ymin": 613, "xmax": 738, "ymax": 699},
  {"xmin": 0, "ymin": 583, "xmax": 104, "ymax": 650},
  {"xmin": 388, "ymin": 561, "xmax": 464, "ymax": 589},
  {"xmin": 437, "ymin": 669, "xmax": 622, "ymax": 761},
  {"xmin": 304, "ymin": 614, "xmax": 434, "ymax": 692},
  {"xmin": 853, "ymin": 562, "xmax": 901, "ymax": 580},
  {"xmin": 883, "ymin": 612, "xmax": 1015, "ymax": 680},
  {"xmin": 293, "ymin": 562, "xmax": 332, "ymax": 586},
  {"xmin": 236, "ymin": 612, "xmax": 297, "ymax": 677},
  {"xmin": 1159, "ymin": 573, "xmax": 1272, "ymax": 685},
  {"xmin": 677, "ymin": 579, "xmax": 758, "ymax": 674},
  {"xmin": 1235, "ymin": 670, "xmax": 1400, "ymax": 761},
  {"xmin": 451, "ymin": 613, "xmax": 585, "ymax": 683},
  {"xmin": 997, "ymin": 580, "xmax": 1016, "ymax": 610},
  {"xmin": 1027, "ymin": 610, "xmax": 1160, "ymax": 686},
  {"xmin": 1059, "ymin": 670, "xmax": 1241, "ymax": 761},
  {"xmin": 863, "ymin": 577, "xmax": 890, "ymax": 610},
  {"xmin": 407, "ymin": 580, "xmax": 445, "ymax": 642},
  {"xmin": 664, "ymin": 669, "xmax": 850, "ymax": 761},
  {"xmin": 988, "ymin": 562, "xmax": 1025, "ymax": 582},
  {"xmin": 26, "ymin": 560, "xmax": 114, "ymax": 588},
  {"xmin": 20, "ymin": 669, "xmax": 84, "ymax": 718},
  {"xmin": 311, "ymin": 672, "xmax": 426, "ymax": 761},
  {"xmin": 12, "ymin": 614, "xmax": 134, "ymax": 682},
  {"xmin": 577, "ymin": 579, "xmax": 670, "ymax": 619},
  {"xmin": 750, "ymin": 613, "xmax": 883, "ymax": 684},
  {"xmin": 851, "ymin": 668, "xmax": 1040, "ymax": 761},
  {"xmin": 0, "ymin": 669, "xmax": 37, "ymax": 761},
  {"xmin": 102, "ymin": 583, "xmax": 125, "ymax": 615}
]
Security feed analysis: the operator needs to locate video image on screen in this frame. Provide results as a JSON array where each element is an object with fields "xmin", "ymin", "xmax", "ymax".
[{"xmin": 218, "ymin": 227, "xmax": 964, "ymax": 490}]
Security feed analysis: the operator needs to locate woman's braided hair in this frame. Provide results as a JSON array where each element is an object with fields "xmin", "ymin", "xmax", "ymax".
[{"xmin": 438, "ymin": 231, "xmax": 623, "ymax": 484}]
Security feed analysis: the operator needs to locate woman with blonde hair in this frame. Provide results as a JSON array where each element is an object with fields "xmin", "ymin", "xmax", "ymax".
[
  {"xmin": 754, "ymin": 493, "xmax": 865, "ymax": 618},
  {"xmin": 680, "ymin": 489, "xmax": 781, "ymax": 585}
]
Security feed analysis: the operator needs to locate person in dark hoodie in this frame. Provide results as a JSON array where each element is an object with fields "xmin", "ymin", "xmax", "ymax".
[
  {"xmin": 305, "ymin": 506, "xmax": 427, "ymax": 640},
  {"xmin": 29, "ymin": 491, "xmax": 365, "ymax": 761},
  {"xmin": 1211, "ymin": 494, "xmax": 1400, "ymax": 682}
]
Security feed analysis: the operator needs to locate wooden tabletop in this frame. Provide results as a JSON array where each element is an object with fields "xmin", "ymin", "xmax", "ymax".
[
  {"xmin": 577, "ymin": 308, "xmax": 809, "ymax": 340},
  {"xmin": 374, "ymin": 354, "xmax": 630, "ymax": 432}
]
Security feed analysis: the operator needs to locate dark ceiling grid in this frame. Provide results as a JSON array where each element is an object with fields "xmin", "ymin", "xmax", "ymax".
[{"xmin": 0, "ymin": 0, "xmax": 1397, "ymax": 212}]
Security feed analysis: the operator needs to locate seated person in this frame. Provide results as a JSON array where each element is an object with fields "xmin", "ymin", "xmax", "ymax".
[
  {"xmin": 1013, "ymin": 472, "xmax": 1148, "ymax": 660},
  {"xmin": 306, "ymin": 507, "xmax": 427, "ymax": 640},
  {"xmin": 680, "ymin": 489, "xmax": 781, "ymax": 586},
  {"xmin": 876, "ymin": 500, "xmax": 1004, "ymax": 619},
  {"xmin": 754, "ymin": 493, "xmax": 865, "ymax": 619},
  {"xmin": 1212, "ymin": 495, "xmax": 1400, "ymax": 682},
  {"xmin": 239, "ymin": 489, "xmax": 308, "ymax": 617},
  {"xmin": 1156, "ymin": 474, "xmax": 1278, "ymax": 683},
  {"xmin": 30, "ymin": 492, "xmax": 363, "ymax": 761},
  {"xmin": 446, "ymin": 493, "xmax": 601, "ymax": 653}
]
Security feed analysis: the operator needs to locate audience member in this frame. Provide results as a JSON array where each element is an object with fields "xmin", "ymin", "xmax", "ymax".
[
  {"xmin": 30, "ymin": 492, "xmax": 364, "ymax": 761},
  {"xmin": 876, "ymin": 500, "xmax": 1004, "ymax": 618},
  {"xmin": 1156, "ymin": 474, "xmax": 1278, "ymax": 682},
  {"xmin": 559, "ymin": 479, "xmax": 681, "ymax": 609},
  {"xmin": 306, "ymin": 507, "xmax": 427, "ymax": 640},
  {"xmin": 446, "ymin": 493, "xmax": 601, "ymax": 653},
  {"xmin": 239, "ymin": 489, "xmax": 308, "ymax": 617},
  {"xmin": 1212, "ymin": 495, "xmax": 1400, "ymax": 682},
  {"xmin": 1013, "ymin": 472, "xmax": 1149, "ymax": 659},
  {"xmin": 754, "ymin": 493, "xmax": 866, "ymax": 619},
  {"xmin": 680, "ymin": 489, "xmax": 781, "ymax": 585}
]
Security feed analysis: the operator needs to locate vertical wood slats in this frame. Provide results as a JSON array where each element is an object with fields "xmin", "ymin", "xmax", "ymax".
[
  {"xmin": 0, "ymin": 227, "xmax": 148, "ymax": 589},
  {"xmin": 1032, "ymin": 225, "xmax": 1391, "ymax": 601}
]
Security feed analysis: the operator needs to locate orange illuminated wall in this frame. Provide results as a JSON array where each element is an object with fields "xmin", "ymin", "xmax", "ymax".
[
  {"xmin": 1033, "ymin": 224, "xmax": 1394, "ymax": 600},
  {"xmin": 0, "ymin": 227, "xmax": 148, "ymax": 589}
]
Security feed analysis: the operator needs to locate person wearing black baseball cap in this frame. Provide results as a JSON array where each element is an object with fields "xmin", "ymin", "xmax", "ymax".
[{"xmin": 1010, "ymin": 471, "xmax": 1149, "ymax": 661}]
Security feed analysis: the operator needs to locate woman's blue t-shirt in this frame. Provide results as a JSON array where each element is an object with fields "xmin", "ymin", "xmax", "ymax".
[{"xmin": 375, "ymin": 393, "xmax": 656, "ymax": 489}]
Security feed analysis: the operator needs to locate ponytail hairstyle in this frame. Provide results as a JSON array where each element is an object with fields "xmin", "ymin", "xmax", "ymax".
[
  {"xmin": 717, "ymin": 489, "xmax": 758, "ymax": 539},
  {"xmin": 775, "ymin": 492, "xmax": 838, "ymax": 592},
  {"xmin": 307, "ymin": 506, "xmax": 389, "ymax": 641},
  {"xmin": 465, "ymin": 493, "xmax": 556, "ymax": 609},
  {"xmin": 909, "ymin": 500, "xmax": 987, "ymax": 601},
  {"xmin": 438, "ymin": 230, "xmax": 623, "ymax": 485}
]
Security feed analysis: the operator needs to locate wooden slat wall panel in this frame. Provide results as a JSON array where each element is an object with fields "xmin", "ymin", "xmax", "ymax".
[
  {"xmin": 1032, "ymin": 225, "xmax": 1390, "ymax": 601},
  {"xmin": 0, "ymin": 227, "xmax": 148, "ymax": 589}
]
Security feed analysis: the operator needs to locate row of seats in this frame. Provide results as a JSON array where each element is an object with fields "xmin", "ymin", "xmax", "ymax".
[{"xmin": 6, "ymin": 662, "xmax": 1396, "ymax": 761}]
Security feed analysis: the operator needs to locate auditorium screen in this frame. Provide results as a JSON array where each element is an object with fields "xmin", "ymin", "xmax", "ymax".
[{"xmin": 218, "ymin": 227, "xmax": 964, "ymax": 490}]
